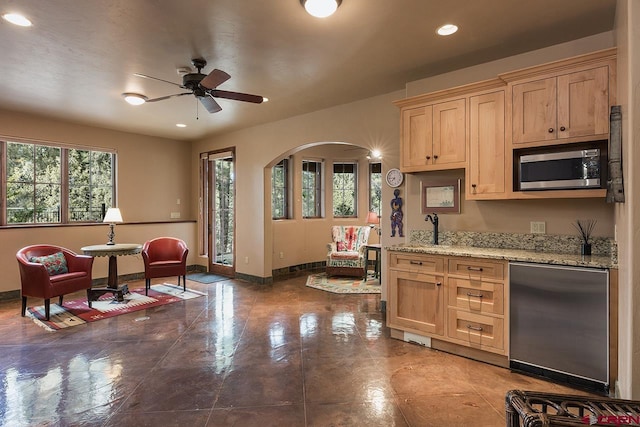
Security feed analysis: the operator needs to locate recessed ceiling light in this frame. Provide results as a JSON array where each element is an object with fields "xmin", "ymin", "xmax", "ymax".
[
  {"xmin": 301, "ymin": 0, "xmax": 342, "ymax": 18},
  {"xmin": 2, "ymin": 13, "xmax": 32, "ymax": 27},
  {"xmin": 176, "ymin": 123, "xmax": 187, "ymax": 128},
  {"xmin": 122, "ymin": 93, "xmax": 147, "ymax": 106},
  {"xmin": 437, "ymin": 24, "xmax": 458, "ymax": 36}
]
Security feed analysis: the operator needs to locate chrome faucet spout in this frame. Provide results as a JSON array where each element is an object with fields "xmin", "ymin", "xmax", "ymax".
[{"xmin": 424, "ymin": 213, "xmax": 439, "ymax": 245}]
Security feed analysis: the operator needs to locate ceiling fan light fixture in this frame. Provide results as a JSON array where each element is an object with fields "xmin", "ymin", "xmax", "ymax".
[
  {"xmin": 122, "ymin": 93, "xmax": 147, "ymax": 106},
  {"xmin": 301, "ymin": 0, "xmax": 341, "ymax": 18},
  {"xmin": 2, "ymin": 13, "xmax": 32, "ymax": 27}
]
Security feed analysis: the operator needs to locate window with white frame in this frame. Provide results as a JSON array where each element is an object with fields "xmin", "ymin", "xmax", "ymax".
[
  {"xmin": 2, "ymin": 139, "xmax": 115, "ymax": 225},
  {"xmin": 302, "ymin": 160, "xmax": 322, "ymax": 218},
  {"xmin": 332, "ymin": 162, "xmax": 357, "ymax": 217},
  {"xmin": 369, "ymin": 162, "xmax": 382, "ymax": 216},
  {"xmin": 271, "ymin": 158, "xmax": 290, "ymax": 219}
]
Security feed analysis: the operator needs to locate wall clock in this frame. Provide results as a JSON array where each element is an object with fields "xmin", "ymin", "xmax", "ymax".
[{"xmin": 385, "ymin": 168, "xmax": 404, "ymax": 187}]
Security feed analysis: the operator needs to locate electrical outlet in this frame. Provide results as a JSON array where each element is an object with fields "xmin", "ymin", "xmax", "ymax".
[
  {"xmin": 530, "ymin": 221, "xmax": 546, "ymax": 234},
  {"xmin": 170, "ymin": 212, "xmax": 181, "ymax": 219},
  {"xmin": 279, "ymin": 251, "xmax": 284, "ymax": 259},
  {"xmin": 244, "ymin": 256, "xmax": 249, "ymax": 264}
]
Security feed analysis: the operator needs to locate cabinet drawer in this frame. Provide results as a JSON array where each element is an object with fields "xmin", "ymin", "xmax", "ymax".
[
  {"xmin": 448, "ymin": 258, "xmax": 505, "ymax": 280},
  {"xmin": 448, "ymin": 278, "xmax": 504, "ymax": 315},
  {"xmin": 447, "ymin": 308, "xmax": 504, "ymax": 352},
  {"xmin": 390, "ymin": 252, "xmax": 445, "ymax": 273}
]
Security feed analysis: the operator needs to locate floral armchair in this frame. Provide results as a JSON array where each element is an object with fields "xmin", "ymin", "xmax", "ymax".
[{"xmin": 326, "ymin": 225, "xmax": 371, "ymax": 278}]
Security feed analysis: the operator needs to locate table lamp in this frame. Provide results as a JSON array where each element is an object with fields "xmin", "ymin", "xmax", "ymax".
[
  {"xmin": 103, "ymin": 207, "xmax": 123, "ymax": 245},
  {"xmin": 367, "ymin": 211, "xmax": 381, "ymax": 236}
]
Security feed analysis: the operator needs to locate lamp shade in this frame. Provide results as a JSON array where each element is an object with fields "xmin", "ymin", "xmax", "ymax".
[
  {"xmin": 103, "ymin": 208, "xmax": 123, "ymax": 223},
  {"xmin": 366, "ymin": 211, "xmax": 380, "ymax": 225}
]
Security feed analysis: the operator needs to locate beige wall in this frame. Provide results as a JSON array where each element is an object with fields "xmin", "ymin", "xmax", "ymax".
[
  {"xmin": 191, "ymin": 90, "xmax": 402, "ymax": 278},
  {"xmin": 0, "ymin": 110, "xmax": 197, "ymax": 293},
  {"xmin": 614, "ymin": 0, "xmax": 640, "ymax": 399},
  {"xmin": 271, "ymin": 144, "xmax": 380, "ymax": 271}
]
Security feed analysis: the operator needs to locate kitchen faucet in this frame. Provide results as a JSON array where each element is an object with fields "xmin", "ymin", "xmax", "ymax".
[{"xmin": 425, "ymin": 213, "xmax": 439, "ymax": 245}]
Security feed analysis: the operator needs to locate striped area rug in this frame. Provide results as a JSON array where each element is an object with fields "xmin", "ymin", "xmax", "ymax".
[{"xmin": 26, "ymin": 284, "xmax": 206, "ymax": 331}]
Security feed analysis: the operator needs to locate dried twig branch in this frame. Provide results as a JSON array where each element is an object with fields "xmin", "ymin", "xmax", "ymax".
[{"xmin": 573, "ymin": 219, "xmax": 597, "ymax": 244}]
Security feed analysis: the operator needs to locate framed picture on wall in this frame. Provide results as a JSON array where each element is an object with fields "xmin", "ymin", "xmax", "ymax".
[{"xmin": 420, "ymin": 179, "xmax": 461, "ymax": 214}]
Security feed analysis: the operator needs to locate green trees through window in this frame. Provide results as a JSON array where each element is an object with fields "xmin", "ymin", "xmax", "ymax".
[
  {"xmin": 333, "ymin": 162, "xmax": 357, "ymax": 217},
  {"xmin": 3, "ymin": 140, "xmax": 115, "ymax": 225}
]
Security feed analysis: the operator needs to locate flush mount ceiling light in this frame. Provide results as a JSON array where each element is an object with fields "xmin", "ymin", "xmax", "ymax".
[
  {"xmin": 2, "ymin": 13, "xmax": 32, "ymax": 27},
  {"xmin": 122, "ymin": 93, "xmax": 148, "ymax": 106},
  {"xmin": 437, "ymin": 24, "xmax": 458, "ymax": 36},
  {"xmin": 300, "ymin": 0, "xmax": 342, "ymax": 18},
  {"xmin": 176, "ymin": 123, "xmax": 187, "ymax": 128}
]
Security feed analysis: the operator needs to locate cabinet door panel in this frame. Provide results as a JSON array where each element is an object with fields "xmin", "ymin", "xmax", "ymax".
[
  {"xmin": 401, "ymin": 106, "xmax": 433, "ymax": 169},
  {"xmin": 512, "ymin": 78, "xmax": 557, "ymax": 144},
  {"xmin": 447, "ymin": 308, "xmax": 504, "ymax": 352},
  {"xmin": 557, "ymin": 66, "xmax": 609, "ymax": 138},
  {"xmin": 468, "ymin": 91, "xmax": 505, "ymax": 198},
  {"xmin": 448, "ymin": 258, "xmax": 505, "ymax": 280},
  {"xmin": 388, "ymin": 269, "xmax": 444, "ymax": 336},
  {"xmin": 432, "ymin": 99, "xmax": 466, "ymax": 165},
  {"xmin": 448, "ymin": 277, "xmax": 504, "ymax": 315}
]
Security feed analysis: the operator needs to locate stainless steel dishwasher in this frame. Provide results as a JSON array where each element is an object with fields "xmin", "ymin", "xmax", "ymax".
[{"xmin": 509, "ymin": 262, "xmax": 609, "ymax": 393}]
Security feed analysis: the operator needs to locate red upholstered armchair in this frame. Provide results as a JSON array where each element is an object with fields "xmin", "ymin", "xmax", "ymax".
[
  {"xmin": 142, "ymin": 237, "xmax": 189, "ymax": 295},
  {"xmin": 16, "ymin": 245, "xmax": 94, "ymax": 320}
]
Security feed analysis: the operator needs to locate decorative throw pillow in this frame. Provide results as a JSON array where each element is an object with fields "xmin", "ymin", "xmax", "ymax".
[
  {"xmin": 336, "ymin": 241, "xmax": 348, "ymax": 252},
  {"xmin": 30, "ymin": 252, "xmax": 69, "ymax": 276}
]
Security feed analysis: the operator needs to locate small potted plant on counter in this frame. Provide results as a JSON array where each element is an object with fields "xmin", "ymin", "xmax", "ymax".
[{"xmin": 573, "ymin": 219, "xmax": 597, "ymax": 256}]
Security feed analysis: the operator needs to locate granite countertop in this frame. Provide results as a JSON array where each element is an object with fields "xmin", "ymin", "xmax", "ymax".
[{"xmin": 386, "ymin": 244, "xmax": 616, "ymax": 269}]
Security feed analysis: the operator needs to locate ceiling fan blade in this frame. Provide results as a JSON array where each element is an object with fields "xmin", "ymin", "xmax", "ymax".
[
  {"xmin": 133, "ymin": 73, "xmax": 184, "ymax": 88},
  {"xmin": 198, "ymin": 95, "xmax": 222, "ymax": 113},
  {"xmin": 145, "ymin": 92, "xmax": 192, "ymax": 103},
  {"xmin": 200, "ymin": 69, "xmax": 231, "ymax": 89},
  {"xmin": 210, "ymin": 89, "xmax": 264, "ymax": 104}
]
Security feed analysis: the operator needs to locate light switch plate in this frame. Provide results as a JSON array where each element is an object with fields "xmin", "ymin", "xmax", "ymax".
[
  {"xmin": 530, "ymin": 221, "xmax": 546, "ymax": 234},
  {"xmin": 170, "ymin": 212, "xmax": 181, "ymax": 219}
]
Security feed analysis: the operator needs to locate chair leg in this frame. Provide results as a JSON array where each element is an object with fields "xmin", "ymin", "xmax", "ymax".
[
  {"xmin": 44, "ymin": 299, "xmax": 51, "ymax": 321},
  {"xmin": 59, "ymin": 295, "xmax": 64, "ymax": 306},
  {"xmin": 182, "ymin": 275, "xmax": 186, "ymax": 292},
  {"xmin": 86, "ymin": 289, "xmax": 93, "ymax": 308},
  {"xmin": 21, "ymin": 296, "xmax": 27, "ymax": 317},
  {"xmin": 145, "ymin": 278, "xmax": 150, "ymax": 296}
]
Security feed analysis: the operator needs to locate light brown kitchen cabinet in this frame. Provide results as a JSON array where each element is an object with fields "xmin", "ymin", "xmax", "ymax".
[
  {"xmin": 388, "ymin": 252, "xmax": 445, "ymax": 336},
  {"xmin": 388, "ymin": 251, "xmax": 508, "ymax": 356},
  {"xmin": 467, "ymin": 90, "xmax": 506, "ymax": 199},
  {"xmin": 399, "ymin": 98, "xmax": 466, "ymax": 172},
  {"xmin": 511, "ymin": 66, "xmax": 609, "ymax": 146},
  {"xmin": 445, "ymin": 257, "xmax": 507, "ymax": 355}
]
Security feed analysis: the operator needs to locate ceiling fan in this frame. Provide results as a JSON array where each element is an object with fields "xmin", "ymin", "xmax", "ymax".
[{"xmin": 131, "ymin": 58, "xmax": 264, "ymax": 113}]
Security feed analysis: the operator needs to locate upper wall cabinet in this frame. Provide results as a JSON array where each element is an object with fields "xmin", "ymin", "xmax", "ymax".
[
  {"xmin": 397, "ymin": 98, "xmax": 466, "ymax": 172},
  {"xmin": 510, "ymin": 66, "xmax": 609, "ymax": 146},
  {"xmin": 467, "ymin": 90, "xmax": 506, "ymax": 200},
  {"xmin": 502, "ymin": 48, "xmax": 616, "ymax": 149}
]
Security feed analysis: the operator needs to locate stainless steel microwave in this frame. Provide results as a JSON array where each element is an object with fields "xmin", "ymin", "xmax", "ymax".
[{"xmin": 517, "ymin": 148, "xmax": 604, "ymax": 191}]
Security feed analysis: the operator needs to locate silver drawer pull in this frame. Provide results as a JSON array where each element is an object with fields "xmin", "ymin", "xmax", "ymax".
[
  {"xmin": 436, "ymin": 282, "xmax": 442, "ymax": 287},
  {"xmin": 410, "ymin": 260, "xmax": 423, "ymax": 265},
  {"xmin": 467, "ymin": 266, "xmax": 483, "ymax": 272},
  {"xmin": 466, "ymin": 324, "xmax": 483, "ymax": 332},
  {"xmin": 466, "ymin": 292, "xmax": 483, "ymax": 298}
]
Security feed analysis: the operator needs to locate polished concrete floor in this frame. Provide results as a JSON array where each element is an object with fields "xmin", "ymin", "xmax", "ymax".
[{"xmin": 0, "ymin": 274, "xmax": 590, "ymax": 426}]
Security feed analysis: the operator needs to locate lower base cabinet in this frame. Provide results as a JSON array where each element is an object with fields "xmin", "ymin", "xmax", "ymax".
[{"xmin": 388, "ymin": 251, "xmax": 508, "ymax": 356}]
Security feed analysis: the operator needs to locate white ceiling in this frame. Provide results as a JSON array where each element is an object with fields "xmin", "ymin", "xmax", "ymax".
[{"xmin": 0, "ymin": 0, "xmax": 617, "ymax": 141}]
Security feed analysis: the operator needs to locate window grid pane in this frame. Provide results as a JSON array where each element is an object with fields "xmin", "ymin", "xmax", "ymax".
[
  {"xmin": 333, "ymin": 162, "xmax": 357, "ymax": 217},
  {"xmin": 369, "ymin": 162, "xmax": 382, "ymax": 215},
  {"xmin": 302, "ymin": 160, "xmax": 322, "ymax": 218},
  {"xmin": 272, "ymin": 159, "xmax": 288, "ymax": 219},
  {"xmin": 3, "ymin": 140, "xmax": 114, "ymax": 225}
]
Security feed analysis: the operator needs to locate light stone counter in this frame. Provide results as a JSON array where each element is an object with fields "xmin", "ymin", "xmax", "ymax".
[{"xmin": 386, "ymin": 244, "xmax": 616, "ymax": 269}]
